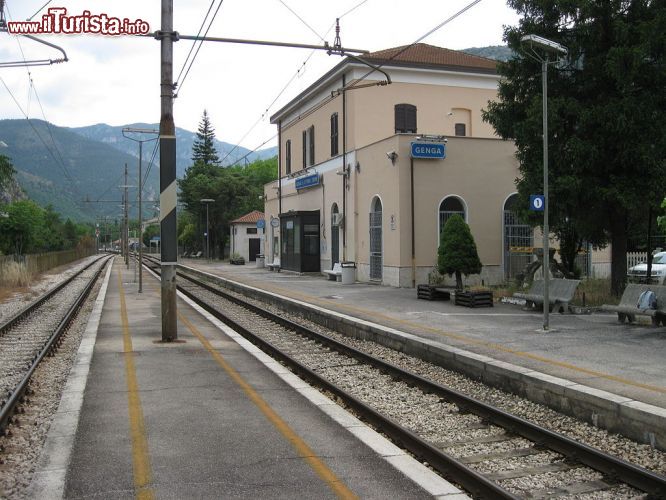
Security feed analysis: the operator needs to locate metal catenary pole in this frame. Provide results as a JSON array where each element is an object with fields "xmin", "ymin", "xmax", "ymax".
[
  {"xmin": 159, "ymin": 0, "xmax": 178, "ymax": 341},
  {"xmin": 541, "ymin": 57, "xmax": 550, "ymax": 331}
]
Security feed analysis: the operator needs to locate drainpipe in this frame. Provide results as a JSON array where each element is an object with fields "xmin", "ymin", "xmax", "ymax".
[{"xmin": 342, "ymin": 73, "xmax": 347, "ymax": 261}]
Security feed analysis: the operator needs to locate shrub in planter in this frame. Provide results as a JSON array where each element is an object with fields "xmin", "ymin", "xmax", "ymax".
[
  {"xmin": 437, "ymin": 214, "xmax": 482, "ymax": 291},
  {"xmin": 230, "ymin": 252, "xmax": 245, "ymax": 265}
]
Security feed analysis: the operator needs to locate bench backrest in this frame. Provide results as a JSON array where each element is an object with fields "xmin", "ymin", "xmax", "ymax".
[
  {"xmin": 619, "ymin": 284, "xmax": 666, "ymax": 311},
  {"xmin": 332, "ymin": 262, "xmax": 342, "ymax": 273},
  {"xmin": 527, "ymin": 278, "xmax": 580, "ymax": 301},
  {"xmin": 195, "ymin": 251, "xmax": 202, "ymax": 258},
  {"xmin": 272, "ymin": 257, "xmax": 281, "ymax": 266}
]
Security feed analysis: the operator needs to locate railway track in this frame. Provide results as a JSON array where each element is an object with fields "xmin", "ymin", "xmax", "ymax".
[
  {"xmin": 144, "ymin": 256, "xmax": 666, "ymax": 499},
  {"xmin": 0, "ymin": 255, "xmax": 111, "ymax": 435}
]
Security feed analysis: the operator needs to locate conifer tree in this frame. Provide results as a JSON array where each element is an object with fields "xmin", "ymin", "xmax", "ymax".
[
  {"xmin": 191, "ymin": 110, "xmax": 220, "ymax": 166},
  {"xmin": 437, "ymin": 215, "xmax": 482, "ymax": 290}
]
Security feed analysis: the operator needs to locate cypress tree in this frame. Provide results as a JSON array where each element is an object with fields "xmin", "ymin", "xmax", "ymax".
[{"xmin": 437, "ymin": 215, "xmax": 482, "ymax": 290}]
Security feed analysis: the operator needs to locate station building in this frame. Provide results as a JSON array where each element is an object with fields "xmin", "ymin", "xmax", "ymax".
[{"xmin": 263, "ymin": 43, "xmax": 534, "ymax": 287}]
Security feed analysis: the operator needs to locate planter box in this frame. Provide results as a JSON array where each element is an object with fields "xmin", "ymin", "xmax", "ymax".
[
  {"xmin": 417, "ymin": 284, "xmax": 451, "ymax": 301},
  {"xmin": 454, "ymin": 290, "xmax": 493, "ymax": 308},
  {"xmin": 230, "ymin": 259, "xmax": 245, "ymax": 265}
]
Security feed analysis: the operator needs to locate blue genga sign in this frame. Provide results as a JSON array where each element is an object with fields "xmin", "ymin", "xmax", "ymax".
[
  {"xmin": 295, "ymin": 173, "xmax": 320, "ymax": 190},
  {"xmin": 411, "ymin": 142, "xmax": 446, "ymax": 159}
]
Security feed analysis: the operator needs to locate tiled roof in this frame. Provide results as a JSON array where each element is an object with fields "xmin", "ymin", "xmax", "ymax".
[
  {"xmin": 363, "ymin": 43, "xmax": 497, "ymax": 72},
  {"xmin": 231, "ymin": 210, "xmax": 264, "ymax": 224}
]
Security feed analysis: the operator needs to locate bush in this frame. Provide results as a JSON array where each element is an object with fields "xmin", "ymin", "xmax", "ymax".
[
  {"xmin": 0, "ymin": 260, "xmax": 32, "ymax": 287},
  {"xmin": 437, "ymin": 215, "xmax": 482, "ymax": 290}
]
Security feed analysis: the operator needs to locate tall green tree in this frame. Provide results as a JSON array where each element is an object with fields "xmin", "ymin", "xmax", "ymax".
[
  {"xmin": 0, "ymin": 200, "xmax": 44, "ymax": 255},
  {"xmin": 191, "ymin": 110, "xmax": 220, "ymax": 166},
  {"xmin": 483, "ymin": 0, "xmax": 666, "ymax": 296},
  {"xmin": 438, "ymin": 215, "xmax": 482, "ymax": 290}
]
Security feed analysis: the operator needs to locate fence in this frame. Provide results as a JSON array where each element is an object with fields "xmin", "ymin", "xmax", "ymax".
[
  {"xmin": 0, "ymin": 245, "xmax": 97, "ymax": 286},
  {"xmin": 591, "ymin": 251, "xmax": 658, "ymax": 279}
]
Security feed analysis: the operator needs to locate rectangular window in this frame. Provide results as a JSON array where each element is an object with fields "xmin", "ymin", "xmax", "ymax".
[
  {"xmin": 285, "ymin": 139, "xmax": 291, "ymax": 174},
  {"xmin": 395, "ymin": 103, "xmax": 417, "ymax": 133},
  {"xmin": 246, "ymin": 227, "xmax": 258, "ymax": 234},
  {"xmin": 302, "ymin": 126, "xmax": 315, "ymax": 167},
  {"xmin": 330, "ymin": 113, "xmax": 339, "ymax": 156},
  {"xmin": 308, "ymin": 125, "xmax": 315, "ymax": 166},
  {"xmin": 455, "ymin": 123, "xmax": 466, "ymax": 136},
  {"xmin": 302, "ymin": 130, "xmax": 307, "ymax": 168}
]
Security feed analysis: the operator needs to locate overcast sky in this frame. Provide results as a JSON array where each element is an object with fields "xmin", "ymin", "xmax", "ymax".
[{"xmin": 1, "ymin": 0, "xmax": 520, "ymax": 152}]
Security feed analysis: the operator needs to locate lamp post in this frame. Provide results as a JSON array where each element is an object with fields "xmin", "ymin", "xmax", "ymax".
[
  {"xmin": 200, "ymin": 199, "xmax": 214, "ymax": 261},
  {"xmin": 122, "ymin": 128, "xmax": 159, "ymax": 294},
  {"xmin": 521, "ymin": 34, "xmax": 567, "ymax": 331}
]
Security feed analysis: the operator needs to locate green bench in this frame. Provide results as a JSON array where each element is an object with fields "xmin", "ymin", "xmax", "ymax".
[
  {"xmin": 514, "ymin": 278, "xmax": 581, "ymax": 313},
  {"xmin": 601, "ymin": 284, "xmax": 666, "ymax": 326}
]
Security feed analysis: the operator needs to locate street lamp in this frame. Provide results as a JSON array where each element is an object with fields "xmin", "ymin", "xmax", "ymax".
[
  {"xmin": 521, "ymin": 34, "xmax": 567, "ymax": 331},
  {"xmin": 200, "ymin": 198, "xmax": 215, "ymax": 261},
  {"xmin": 122, "ymin": 127, "xmax": 158, "ymax": 293}
]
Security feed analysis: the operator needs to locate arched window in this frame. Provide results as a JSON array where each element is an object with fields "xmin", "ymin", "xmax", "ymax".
[
  {"xmin": 439, "ymin": 196, "xmax": 466, "ymax": 235},
  {"xmin": 369, "ymin": 197, "xmax": 383, "ymax": 280}
]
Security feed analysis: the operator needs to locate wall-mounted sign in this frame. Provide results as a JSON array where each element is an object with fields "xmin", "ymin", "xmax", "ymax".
[
  {"xmin": 295, "ymin": 173, "xmax": 320, "ymax": 190},
  {"xmin": 286, "ymin": 220, "xmax": 294, "ymax": 229},
  {"xmin": 256, "ymin": 219, "xmax": 265, "ymax": 229},
  {"xmin": 270, "ymin": 217, "xmax": 280, "ymax": 228},
  {"xmin": 410, "ymin": 142, "xmax": 446, "ymax": 159}
]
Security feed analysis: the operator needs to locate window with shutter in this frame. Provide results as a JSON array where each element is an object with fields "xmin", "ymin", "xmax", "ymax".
[
  {"xmin": 330, "ymin": 113, "xmax": 339, "ymax": 156},
  {"xmin": 308, "ymin": 125, "xmax": 315, "ymax": 166},
  {"xmin": 395, "ymin": 103, "xmax": 417, "ymax": 133},
  {"xmin": 455, "ymin": 123, "xmax": 466, "ymax": 136},
  {"xmin": 285, "ymin": 139, "xmax": 291, "ymax": 174},
  {"xmin": 302, "ymin": 130, "xmax": 307, "ymax": 168}
]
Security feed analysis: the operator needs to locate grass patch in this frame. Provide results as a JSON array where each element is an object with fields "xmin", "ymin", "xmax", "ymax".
[
  {"xmin": 0, "ymin": 260, "xmax": 33, "ymax": 287},
  {"xmin": 571, "ymin": 278, "xmax": 616, "ymax": 307}
]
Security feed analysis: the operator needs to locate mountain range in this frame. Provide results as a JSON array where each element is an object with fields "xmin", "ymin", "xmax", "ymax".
[{"xmin": 0, "ymin": 119, "xmax": 277, "ymax": 222}]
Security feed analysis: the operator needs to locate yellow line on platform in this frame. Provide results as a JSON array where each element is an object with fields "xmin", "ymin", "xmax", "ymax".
[
  {"xmin": 118, "ymin": 268, "xmax": 155, "ymax": 500},
  {"xmin": 235, "ymin": 275, "xmax": 666, "ymax": 396},
  {"xmin": 177, "ymin": 311, "xmax": 357, "ymax": 500}
]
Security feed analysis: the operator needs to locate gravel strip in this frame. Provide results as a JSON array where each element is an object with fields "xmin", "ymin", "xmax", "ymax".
[{"xmin": 0, "ymin": 260, "xmax": 108, "ymax": 499}]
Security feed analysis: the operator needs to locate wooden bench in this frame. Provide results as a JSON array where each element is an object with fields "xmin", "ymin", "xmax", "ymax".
[
  {"xmin": 514, "ymin": 278, "xmax": 580, "ymax": 313},
  {"xmin": 323, "ymin": 262, "xmax": 342, "ymax": 281},
  {"xmin": 266, "ymin": 258, "xmax": 281, "ymax": 272},
  {"xmin": 602, "ymin": 284, "xmax": 666, "ymax": 326}
]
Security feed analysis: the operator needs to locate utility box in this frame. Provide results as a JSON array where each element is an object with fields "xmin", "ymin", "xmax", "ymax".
[
  {"xmin": 341, "ymin": 261, "xmax": 356, "ymax": 285},
  {"xmin": 256, "ymin": 254, "xmax": 265, "ymax": 268}
]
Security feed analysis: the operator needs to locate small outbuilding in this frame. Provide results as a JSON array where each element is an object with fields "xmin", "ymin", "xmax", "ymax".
[{"xmin": 230, "ymin": 210, "xmax": 265, "ymax": 262}]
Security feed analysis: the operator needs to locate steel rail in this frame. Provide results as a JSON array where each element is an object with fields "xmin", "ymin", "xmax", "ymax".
[
  {"xmin": 0, "ymin": 254, "xmax": 107, "ymax": 335},
  {"xmin": 0, "ymin": 256, "xmax": 111, "ymax": 434},
  {"xmin": 142, "ymin": 257, "xmax": 666, "ymax": 497}
]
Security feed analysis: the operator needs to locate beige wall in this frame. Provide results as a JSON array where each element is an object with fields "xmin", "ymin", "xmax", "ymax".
[
  {"xmin": 346, "ymin": 81, "xmax": 497, "ymax": 150},
  {"xmin": 265, "ymin": 135, "xmax": 521, "ymax": 286},
  {"xmin": 278, "ymin": 73, "xmax": 497, "ymax": 178}
]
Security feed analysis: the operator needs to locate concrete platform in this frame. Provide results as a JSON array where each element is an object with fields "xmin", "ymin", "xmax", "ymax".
[
  {"xmin": 30, "ymin": 258, "xmax": 466, "ymax": 499},
  {"xmin": 180, "ymin": 259, "xmax": 666, "ymax": 450}
]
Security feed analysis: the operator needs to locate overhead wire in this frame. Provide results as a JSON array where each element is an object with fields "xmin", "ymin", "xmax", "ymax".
[
  {"xmin": 0, "ymin": 75, "xmax": 80, "ymax": 192},
  {"xmin": 218, "ymin": 0, "xmax": 370, "ymax": 166},
  {"xmin": 174, "ymin": 0, "xmax": 217, "ymax": 87},
  {"xmin": 277, "ymin": 0, "xmax": 325, "ymax": 42},
  {"xmin": 175, "ymin": 0, "xmax": 225, "ymax": 97},
  {"xmin": 345, "ymin": 0, "xmax": 482, "ymax": 90}
]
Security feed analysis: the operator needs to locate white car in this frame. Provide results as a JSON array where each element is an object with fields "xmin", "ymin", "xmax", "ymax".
[{"xmin": 627, "ymin": 251, "xmax": 666, "ymax": 284}]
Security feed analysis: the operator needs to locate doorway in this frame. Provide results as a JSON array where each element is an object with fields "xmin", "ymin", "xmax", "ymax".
[
  {"xmin": 249, "ymin": 238, "xmax": 260, "ymax": 262},
  {"xmin": 331, "ymin": 203, "xmax": 340, "ymax": 269}
]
